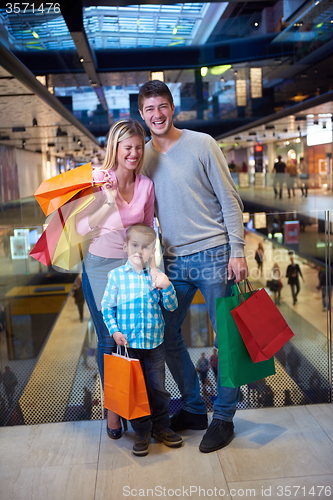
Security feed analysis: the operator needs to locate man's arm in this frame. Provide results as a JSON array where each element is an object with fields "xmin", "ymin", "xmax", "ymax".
[{"xmin": 204, "ymin": 137, "xmax": 246, "ymax": 258}]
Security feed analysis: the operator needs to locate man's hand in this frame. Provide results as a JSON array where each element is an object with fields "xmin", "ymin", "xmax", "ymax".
[
  {"xmin": 150, "ymin": 269, "xmax": 171, "ymax": 290},
  {"xmin": 228, "ymin": 257, "xmax": 249, "ymax": 283},
  {"xmin": 113, "ymin": 331, "xmax": 127, "ymax": 346}
]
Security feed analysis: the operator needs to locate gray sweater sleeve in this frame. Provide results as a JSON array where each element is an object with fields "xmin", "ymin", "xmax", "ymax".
[{"xmin": 202, "ymin": 135, "xmax": 245, "ymax": 257}]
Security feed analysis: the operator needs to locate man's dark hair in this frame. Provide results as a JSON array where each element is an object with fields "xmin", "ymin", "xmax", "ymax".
[{"xmin": 138, "ymin": 80, "xmax": 174, "ymax": 111}]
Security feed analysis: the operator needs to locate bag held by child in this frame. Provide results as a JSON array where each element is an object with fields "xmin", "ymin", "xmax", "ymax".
[{"xmin": 104, "ymin": 349, "xmax": 150, "ymax": 420}]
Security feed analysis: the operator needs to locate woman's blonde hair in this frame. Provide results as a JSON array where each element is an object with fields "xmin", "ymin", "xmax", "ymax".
[{"xmin": 98, "ymin": 119, "xmax": 146, "ymax": 174}]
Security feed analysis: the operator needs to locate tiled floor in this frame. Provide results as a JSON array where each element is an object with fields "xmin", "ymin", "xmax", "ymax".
[{"xmin": 1, "ymin": 404, "xmax": 333, "ymax": 500}]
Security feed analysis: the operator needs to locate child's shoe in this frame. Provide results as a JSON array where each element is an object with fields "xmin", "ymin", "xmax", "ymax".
[
  {"xmin": 132, "ymin": 434, "xmax": 150, "ymax": 457},
  {"xmin": 152, "ymin": 428, "xmax": 183, "ymax": 448}
]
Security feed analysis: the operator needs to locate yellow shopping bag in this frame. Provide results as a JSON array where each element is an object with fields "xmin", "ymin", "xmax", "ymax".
[{"xmin": 51, "ymin": 189, "xmax": 95, "ymax": 270}]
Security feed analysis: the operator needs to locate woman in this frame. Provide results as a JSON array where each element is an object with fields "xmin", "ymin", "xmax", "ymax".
[
  {"xmin": 76, "ymin": 119, "xmax": 154, "ymax": 438},
  {"xmin": 254, "ymin": 243, "xmax": 264, "ymax": 276},
  {"xmin": 270, "ymin": 262, "xmax": 283, "ymax": 305}
]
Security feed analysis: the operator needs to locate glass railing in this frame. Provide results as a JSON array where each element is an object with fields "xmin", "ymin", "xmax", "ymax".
[{"xmin": 0, "ymin": 198, "xmax": 332, "ymax": 426}]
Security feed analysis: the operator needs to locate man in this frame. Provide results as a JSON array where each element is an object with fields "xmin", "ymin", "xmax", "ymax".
[
  {"xmin": 138, "ymin": 80, "xmax": 248, "ymax": 453},
  {"xmin": 286, "ymin": 253, "xmax": 304, "ymax": 305},
  {"xmin": 273, "ymin": 155, "xmax": 286, "ymax": 199}
]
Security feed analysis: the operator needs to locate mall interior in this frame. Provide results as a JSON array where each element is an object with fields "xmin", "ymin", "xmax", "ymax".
[{"xmin": 0, "ymin": 0, "xmax": 333, "ymax": 498}]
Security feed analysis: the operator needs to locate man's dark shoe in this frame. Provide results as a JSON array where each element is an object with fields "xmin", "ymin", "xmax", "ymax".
[
  {"xmin": 170, "ymin": 409, "xmax": 208, "ymax": 431},
  {"xmin": 199, "ymin": 419, "xmax": 234, "ymax": 453},
  {"xmin": 132, "ymin": 434, "xmax": 150, "ymax": 457},
  {"xmin": 152, "ymin": 428, "xmax": 183, "ymax": 448}
]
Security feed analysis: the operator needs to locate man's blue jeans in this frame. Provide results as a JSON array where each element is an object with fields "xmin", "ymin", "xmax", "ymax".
[{"xmin": 163, "ymin": 244, "xmax": 240, "ymax": 422}]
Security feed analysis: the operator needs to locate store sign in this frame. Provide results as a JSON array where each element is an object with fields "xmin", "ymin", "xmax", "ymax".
[{"xmin": 284, "ymin": 221, "xmax": 300, "ymax": 244}]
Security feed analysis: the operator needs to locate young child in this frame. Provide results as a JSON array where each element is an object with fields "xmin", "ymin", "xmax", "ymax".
[{"xmin": 101, "ymin": 223, "xmax": 183, "ymax": 457}]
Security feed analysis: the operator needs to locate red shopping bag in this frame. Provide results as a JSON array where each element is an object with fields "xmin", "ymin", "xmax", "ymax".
[
  {"xmin": 29, "ymin": 209, "xmax": 67, "ymax": 266},
  {"xmin": 104, "ymin": 352, "xmax": 150, "ymax": 420},
  {"xmin": 30, "ymin": 188, "xmax": 95, "ymax": 269},
  {"xmin": 231, "ymin": 281, "xmax": 294, "ymax": 363}
]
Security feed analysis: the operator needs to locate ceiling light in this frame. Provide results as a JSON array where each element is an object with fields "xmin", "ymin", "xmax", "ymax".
[
  {"xmin": 210, "ymin": 65, "xmax": 232, "ymax": 76},
  {"xmin": 173, "ymin": 27, "xmax": 178, "ymax": 35},
  {"xmin": 200, "ymin": 67, "xmax": 208, "ymax": 77},
  {"xmin": 79, "ymin": 57, "xmax": 84, "ymax": 63},
  {"xmin": 254, "ymin": 22, "xmax": 259, "ymax": 27},
  {"xmin": 32, "ymin": 31, "xmax": 39, "ymax": 39},
  {"xmin": 150, "ymin": 71, "xmax": 164, "ymax": 82}
]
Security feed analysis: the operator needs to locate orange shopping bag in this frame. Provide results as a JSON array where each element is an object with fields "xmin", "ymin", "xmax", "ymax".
[
  {"xmin": 34, "ymin": 162, "xmax": 93, "ymax": 216},
  {"xmin": 104, "ymin": 350, "xmax": 150, "ymax": 420}
]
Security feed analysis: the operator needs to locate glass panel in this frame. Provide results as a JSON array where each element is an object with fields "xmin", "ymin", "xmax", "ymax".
[{"xmin": 0, "ymin": 199, "xmax": 332, "ymax": 426}]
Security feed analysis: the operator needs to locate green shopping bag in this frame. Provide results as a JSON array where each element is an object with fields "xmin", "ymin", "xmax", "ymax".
[{"xmin": 216, "ymin": 285, "xmax": 275, "ymax": 388}]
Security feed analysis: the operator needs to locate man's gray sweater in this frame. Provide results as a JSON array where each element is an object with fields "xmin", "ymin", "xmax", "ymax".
[{"xmin": 143, "ymin": 129, "xmax": 245, "ymax": 258}]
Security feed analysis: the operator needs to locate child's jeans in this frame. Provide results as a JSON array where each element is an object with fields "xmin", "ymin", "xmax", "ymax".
[{"xmin": 127, "ymin": 343, "xmax": 170, "ymax": 435}]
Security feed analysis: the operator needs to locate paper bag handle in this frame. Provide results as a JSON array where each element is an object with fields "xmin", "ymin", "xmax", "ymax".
[{"xmin": 235, "ymin": 279, "xmax": 255, "ymax": 303}]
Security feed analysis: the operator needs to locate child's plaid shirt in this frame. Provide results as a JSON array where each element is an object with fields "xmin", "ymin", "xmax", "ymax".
[{"xmin": 101, "ymin": 261, "xmax": 178, "ymax": 349}]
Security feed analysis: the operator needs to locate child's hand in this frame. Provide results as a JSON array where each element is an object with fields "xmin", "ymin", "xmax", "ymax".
[
  {"xmin": 113, "ymin": 331, "xmax": 127, "ymax": 346},
  {"xmin": 151, "ymin": 270, "xmax": 170, "ymax": 290}
]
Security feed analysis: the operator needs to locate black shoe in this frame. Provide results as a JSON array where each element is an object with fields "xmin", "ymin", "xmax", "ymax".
[
  {"xmin": 133, "ymin": 434, "xmax": 150, "ymax": 457},
  {"xmin": 152, "ymin": 428, "xmax": 183, "ymax": 448},
  {"xmin": 107, "ymin": 417, "xmax": 127, "ymax": 440},
  {"xmin": 170, "ymin": 409, "xmax": 208, "ymax": 431},
  {"xmin": 199, "ymin": 419, "xmax": 234, "ymax": 453}
]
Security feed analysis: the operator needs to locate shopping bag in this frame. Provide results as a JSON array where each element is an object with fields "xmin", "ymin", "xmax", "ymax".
[
  {"xmin": 34, "ymin": 162, "xmax": 93, "ymax": 216},
  {"xmin": 231, "ymin": 280, "xmax": 294, "ymax": 363},
  {"xmin": 29, "ymin": 208, "xmax": 67, "ymax": 266},
  {"xmin": 51, "ymin": 189, "xmax": 95, "ymax": 270},
  {"xmin": 216, "ymin": 285, "xmax": 275, "ymax": 388},
  {"xmin": 104, "ymin": 351, "xmax": 150, "ymax": 420}
]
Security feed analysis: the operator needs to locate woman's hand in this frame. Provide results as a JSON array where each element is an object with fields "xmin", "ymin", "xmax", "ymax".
[
  {"xmin": 103, "ymin": 181, "xmax": 118, "ymax": 206},
  {"xmin": 113, "ymin": 331, "xmax": 128, "ymax": 346}
]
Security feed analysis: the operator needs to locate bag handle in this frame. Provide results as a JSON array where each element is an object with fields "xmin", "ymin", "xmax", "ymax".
[
  {"xmin": 234, "ymin": 279, "xmax": 255, "ymax": 303},
  {"xmin": 116, "ymin": 344, "xmax": 129, "ymax": 357}
]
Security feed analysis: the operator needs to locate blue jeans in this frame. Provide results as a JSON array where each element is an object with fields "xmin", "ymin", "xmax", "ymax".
[
  {"xmin": 82, "ymin": 252, "xmax": 124, "ymax": 386},
  {"xmin": 163, "ymin": 244, "xmax": 240, "ymax": 422},
  {"xmin": 128, "ymin": 343, "xmax": 170, "ymax": 435}
]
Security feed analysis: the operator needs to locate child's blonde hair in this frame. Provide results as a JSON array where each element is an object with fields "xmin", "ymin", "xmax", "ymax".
[{"xmin": 126, "ymin": 224, "xmax": 156, "ymax": 244}]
